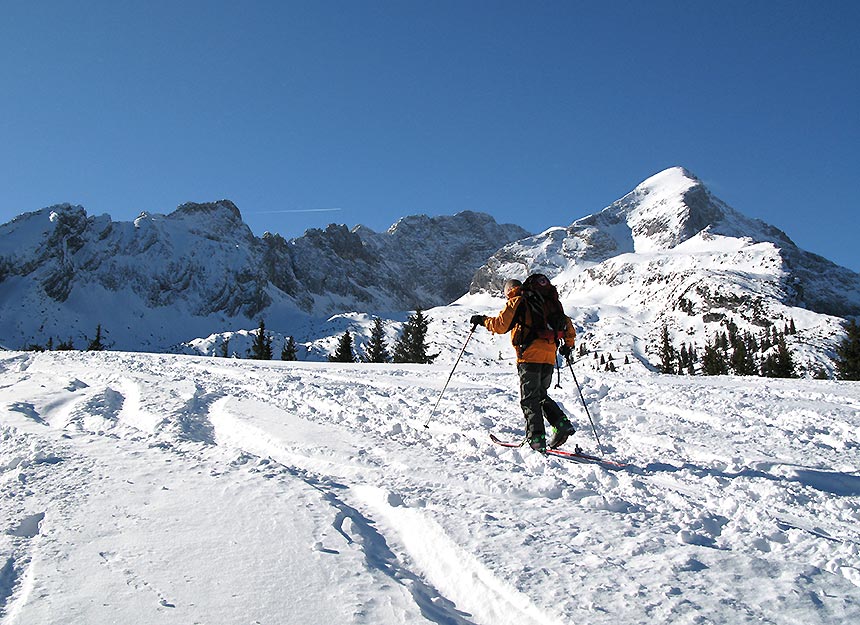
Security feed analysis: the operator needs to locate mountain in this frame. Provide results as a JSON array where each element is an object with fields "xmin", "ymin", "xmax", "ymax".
[
  {"xmin": 2, "ymin": 166, "xmax": 858, "ymax": 373},
  {"xmin": 464, "ymin": 167, "xmax": 860, "ymax": 374},
  {"xmin": 279, "ymin": 210, "xmax": 529, "ymax": 312},
  {"xmin": 0, "ymin": 203, "xmax": 528, "ymax": 351}
]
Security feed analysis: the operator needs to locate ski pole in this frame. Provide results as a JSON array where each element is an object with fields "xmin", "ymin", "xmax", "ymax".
[
  {"xmin": 424, "ymin": 323, "xmax": 478, "ymax": 429},
  {"xmin": 566, "ymin": 356, "xmax": 605, "ymax": 455}
]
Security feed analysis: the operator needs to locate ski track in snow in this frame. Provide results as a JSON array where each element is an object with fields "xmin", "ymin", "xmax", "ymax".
[{"xmin": 1, "ymin": 350, "xmax": 859, "ymax": 624}]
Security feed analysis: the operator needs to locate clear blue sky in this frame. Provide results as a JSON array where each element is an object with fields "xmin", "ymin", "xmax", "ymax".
[{"xmin": 2, "ymin": 1, "xmax": 858, "ymax": 271}]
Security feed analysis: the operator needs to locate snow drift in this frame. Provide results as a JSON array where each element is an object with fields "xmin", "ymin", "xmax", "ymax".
[{"xmin": 2, "ymin": 349, "xmax": 858, "ymax": 624}]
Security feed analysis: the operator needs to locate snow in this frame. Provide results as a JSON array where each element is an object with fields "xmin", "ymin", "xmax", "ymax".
[{"xmin": 2, "ymin": 349, "xmax": 859, "ymax": 624}]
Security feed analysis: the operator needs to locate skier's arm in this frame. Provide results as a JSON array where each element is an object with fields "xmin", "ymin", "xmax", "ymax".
[{"xmin": 484, "ymin": 297, "xmax": 521, "ymax": 335}]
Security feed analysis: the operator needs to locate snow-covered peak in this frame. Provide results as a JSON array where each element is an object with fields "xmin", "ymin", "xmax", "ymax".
[
  {"xmin": 584, "ymin": 166, "xmax": 725, "ymax": 253},
  {"xmin": 631, "ymin": 165, "xmax": 700, "ymax": 195},
  {"xmin": 466, "ymin": 167, "xmax": 860, "ymax": 375},
  {"xmin": 472, "ymin": 167, "xmax": 804, "ymax": 294}
]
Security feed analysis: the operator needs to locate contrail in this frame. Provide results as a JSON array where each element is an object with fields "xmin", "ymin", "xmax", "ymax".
[{"xmin": 248, "ymin": 208, "xmax": 343, "ymax": 214}]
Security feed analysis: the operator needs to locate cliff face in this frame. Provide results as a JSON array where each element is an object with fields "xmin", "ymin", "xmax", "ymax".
[{"xmin": 0, "ymin": 203, "xmax": 528, "ymax": 350}]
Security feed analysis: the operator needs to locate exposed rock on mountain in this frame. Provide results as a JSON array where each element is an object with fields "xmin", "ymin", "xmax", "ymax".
[
  {"xmin": 0, "ymin": 202, "xmax": 527, "ymax": 350},
  {"xmin": 467, "ymin": 167, "xmax": 860, "ymax": 373}
]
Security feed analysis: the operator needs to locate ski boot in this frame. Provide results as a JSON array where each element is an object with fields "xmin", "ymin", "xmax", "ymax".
[
  {"xmin": 528, "ymin": 434, "xmax": 547, "ymax": 454},
  {"xmin": 548, "ymin": 419, "xmax": 576, "ymax": 449}
]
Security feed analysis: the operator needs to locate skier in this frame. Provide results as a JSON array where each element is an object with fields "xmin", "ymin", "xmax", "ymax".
[{"xmin": 470, "ymin": 275, "xmax": 577, "ymax": 453}]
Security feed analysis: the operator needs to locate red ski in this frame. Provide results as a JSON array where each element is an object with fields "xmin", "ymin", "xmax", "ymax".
[{"xmin": 489, "ymin": 433, "xmax": 626, "ymax": 468}]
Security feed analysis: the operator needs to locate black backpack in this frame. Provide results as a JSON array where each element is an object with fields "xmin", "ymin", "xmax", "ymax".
[{"xmin": 512, "ymin": 273, "xmax": 568, "ymax": 350}]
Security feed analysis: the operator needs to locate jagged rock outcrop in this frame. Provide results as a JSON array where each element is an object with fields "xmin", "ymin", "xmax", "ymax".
[{"xmin": 0, "ymin": 202, "xmax": 527, "ymax": 350}]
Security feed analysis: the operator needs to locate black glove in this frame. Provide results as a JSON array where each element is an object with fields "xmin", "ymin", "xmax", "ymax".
[
  {"xmin": 559, "ymin": 344, "xmax": 572, "ymax": 358},
  {"xmin": 470, "ymin": 315, "xmax": 487, "ymax": 327}
]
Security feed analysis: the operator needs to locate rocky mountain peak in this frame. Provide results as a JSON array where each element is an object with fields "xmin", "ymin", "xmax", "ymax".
[
  {"xmin": 0, "ymin": 202, "xmax": 529, "ymax": 350},
  {"xmin": 170, "ymin": 200, "xmax": 243, "ymax": 222}
]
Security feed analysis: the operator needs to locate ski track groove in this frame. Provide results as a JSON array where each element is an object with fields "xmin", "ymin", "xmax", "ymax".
[{"xmin": 2, "ymin": 351, "xmax": 859, "ymax": 624}]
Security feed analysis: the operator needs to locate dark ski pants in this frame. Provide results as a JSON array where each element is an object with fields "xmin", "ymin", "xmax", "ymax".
[{"xmin": 517, "ymin": 362, "xmax": 566, "ymax": 442}]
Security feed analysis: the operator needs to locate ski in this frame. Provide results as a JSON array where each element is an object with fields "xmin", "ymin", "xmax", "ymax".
[
  {"xmin": 545, "ymin": 446, "xmax": 627, "ymax": 468},
  {"xmin": 489, "ymin": 433, "xmax": 525, "ymax": 447},
  {"xmin": 489, "ymin": 433, "xmax": 626, "ymax": 468}
]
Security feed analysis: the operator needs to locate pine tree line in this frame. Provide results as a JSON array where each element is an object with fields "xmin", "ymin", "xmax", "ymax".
[
  {"xmin": 22, "ymin": 325, "xmax": 107, "ymax": 352},
  {"xmin": 657, "ymin": 319, "xmax": 801, "ymax": 378},
  {"xmin": 246, "ymin": 309, "xmax": 437, "ymax": 365},
  {"xmin": 18, "ymin": 312, "xmax": 858, "ymax": 379},
  {"xmin": 573, "ymin": 344, "xmax": 631, "ymax": 373},
  {"xmin": 329, "ymin": 309, "xmax": 438, "ymax": 364}
]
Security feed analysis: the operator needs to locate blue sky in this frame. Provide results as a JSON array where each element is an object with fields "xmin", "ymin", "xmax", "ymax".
[{"xmin": 2, "ymin": 1, "xmax": 858, "ymax": 270}]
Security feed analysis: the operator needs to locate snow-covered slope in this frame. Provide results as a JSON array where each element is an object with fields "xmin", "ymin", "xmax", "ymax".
[
  {"xmin": 466, "ymin": 167, "xmax": 860, "ymax": 374},
  {"xmin": 2, "ymin": 350, "xmax": 858, "ymax": 624},
  {"xmin": 0, "ymin": 204, "xmax": 527, "ymax": 351},
  {"xmin": 2, "ymin": 167, "xmax": 859, "ymax": 373}
]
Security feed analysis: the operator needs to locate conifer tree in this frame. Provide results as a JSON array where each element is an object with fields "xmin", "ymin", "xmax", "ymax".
[
  {"xmin": 57, "ymin": 338, "xmax": 75, "ymax": 351},
  {"xmin": 760, "ymin": 328, "xmax": 772, "ymax": 352},
  {"xmin": 281, "ymin": 336, "xmax": 298, "ymax": 361},
  {"xmin": 761, "ymin": 333, "xmax": 796, "ymax": 378},
  {"xmin": 719, "ymin": 331, "xmax": 730, "ymax": 352},
  {"xmin": 250, "ymin": 320, "xmax": 273, "ymax": 360},
  {"xmin": 726, "ymin": 319, "xmax": 739, "ymax": 348},
  {"xmin": 362, "ymin": 317, "xmax": 390, "ymax": 363},
  {"xmin": 87, "ymin": 325, "xmax": 105, "ymax": 351},
  {"xmin": 219, "ymin": 337, "xmax": 230, "ymax": 358},
  {"xmin": 835, "ymin": 318, "xmax": 860, "ymax": 381},
  {"xmin": 392, "ymin": 309, "xmax": 437, "ymax": 364},
  {"xmin": 774, "ymin": 332, "xmax": 796, "ymax": 378},
  {"xmin": 701, "ymin": 338, "xmax": 728, "ymax": 375},
  {"xmin": 679, "ymin": 344, "xmax": 689, "ymax": 371},
  {"xmin": 658, "ymin": 323, "xmax": 676, "ymax": 374},
  {"xmin": 730, "ymin": 338, "xmax": 748, "ymax": 375},
  {"xmin": 329, "ymin": 330, "xmax": 356, "ymax": 363}
]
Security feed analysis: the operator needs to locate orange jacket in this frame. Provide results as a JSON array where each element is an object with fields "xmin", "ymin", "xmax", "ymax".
[{"xmin": 483, "ymin": 286, "xmax": 576, "ymax": 364}]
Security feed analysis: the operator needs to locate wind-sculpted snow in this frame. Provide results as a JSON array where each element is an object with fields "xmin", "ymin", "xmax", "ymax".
[{"xmin": 1, "ymin": 350, "xmax": 858, "ymax": 624}]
